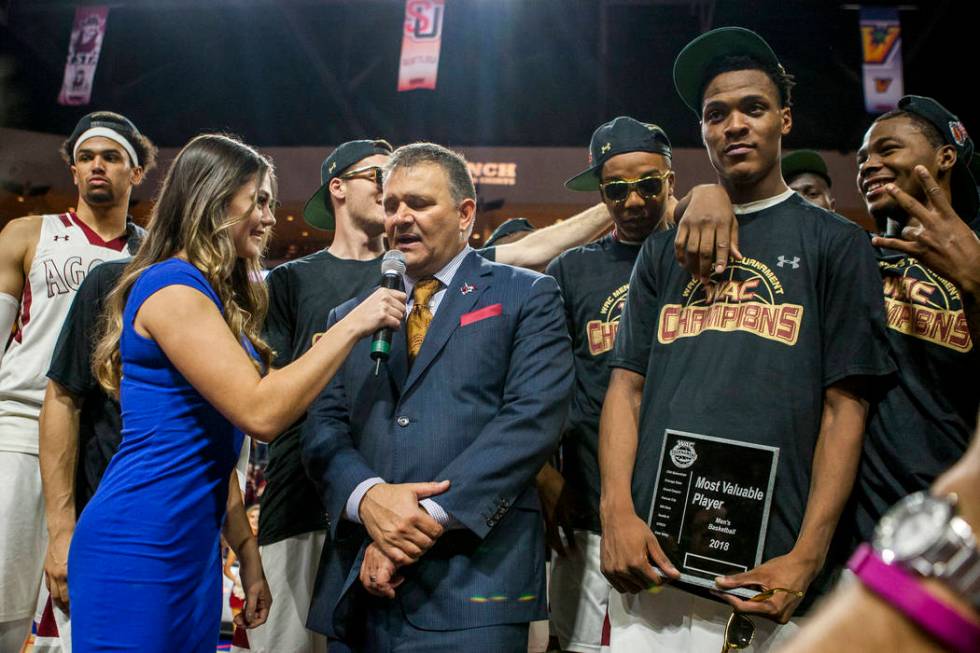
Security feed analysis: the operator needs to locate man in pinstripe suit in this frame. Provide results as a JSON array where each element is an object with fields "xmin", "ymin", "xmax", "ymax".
[{"xmin": 301, "ymin": 142, "xmax": 573, "ymax": 652}]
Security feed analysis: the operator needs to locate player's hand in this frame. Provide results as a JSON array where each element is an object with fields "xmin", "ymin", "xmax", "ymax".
[
  {"xmin": 600, "ymin": 508, "xmax": 679, "ymax": 594},
  {"xmin": 536, "ymin": 465, "xmax": 578, "ymax": 557},
  {"xmin": 674, "ymin": 184, "xmax": 742, "ymax": 284},
  {"xmin": 871, "ymin": 165, "xmax": 980, "ymax": 297},
  {"xmin": 341, "ymin": 287, "xmax": 407, "ymax": 339},
  {"xmin": 43, "ymin": 529, "xmax": 72, "ymax": 608},
  {"xmin": 359, "ymin": 542, "xmax": 405, "ymax": 598},
  {"xmin": 359, "ymin": 481, "xmax": 449, "ymax": 566},
  {"xmin": 712, "ymin": 552, "xmax": 818, "ymax": 623},
  {"xmin": 235, "ymin": 555, "xmax": 272, "ymax": 629}
]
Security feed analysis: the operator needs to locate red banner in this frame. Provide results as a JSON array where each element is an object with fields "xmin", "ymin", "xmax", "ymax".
[
  {"xmin": 57, "ymin": 5, "xmax": 109, "ymax": 106},
  {"xmin": 397, "ymin": 0, "xmax": 444, "ymax": 92}
]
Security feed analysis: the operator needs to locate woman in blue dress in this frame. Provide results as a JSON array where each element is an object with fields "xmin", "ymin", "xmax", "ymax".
[{"xmin": 68, "ymin": 133, "xmax": 406, "ymax": 651}]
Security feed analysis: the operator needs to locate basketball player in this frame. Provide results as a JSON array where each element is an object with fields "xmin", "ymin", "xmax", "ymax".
[{"xmin": 0, "ymin": 111, "xmax": 154, "ymax": 650}]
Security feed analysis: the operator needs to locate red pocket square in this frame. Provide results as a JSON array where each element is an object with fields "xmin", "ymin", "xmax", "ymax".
[{"xmin": 460, "ymin": 303, "xmax": 502, "ymax": 326}]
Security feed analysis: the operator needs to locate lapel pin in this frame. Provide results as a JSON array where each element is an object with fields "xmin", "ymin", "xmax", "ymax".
[{"xmin": 460, "ymin": 282, "xmax": 475, "ymax": 295}]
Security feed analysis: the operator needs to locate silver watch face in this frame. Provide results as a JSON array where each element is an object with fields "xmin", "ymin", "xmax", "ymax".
[{"xmin": 874, "ymin": 492, "xmax": 953, "ymax": 562}]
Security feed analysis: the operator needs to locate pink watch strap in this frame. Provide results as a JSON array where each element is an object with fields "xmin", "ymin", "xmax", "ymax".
[{"xmin": 848, "ymin": 543, "xmax": 980, "ymax": 653}]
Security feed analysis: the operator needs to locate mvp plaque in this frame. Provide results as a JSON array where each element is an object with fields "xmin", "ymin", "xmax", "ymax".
[{"xmin": 647, "ymin": 429, "xmax": 779, "ymax": 599}]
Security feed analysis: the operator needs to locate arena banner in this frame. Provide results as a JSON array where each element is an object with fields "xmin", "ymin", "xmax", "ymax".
[
  {"xmin": 57, "ymin": 5, "xmax": 109, "ymax": 106},
  {"xmin": 859, "ymin": 6, "xmax": 904, "ymax": 113},
  {"xmin": 397, "ymin": 0, "xmax": 444, "ymax": 92}
]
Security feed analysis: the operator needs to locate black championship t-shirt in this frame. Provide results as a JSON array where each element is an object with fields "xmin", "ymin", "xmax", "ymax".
[
  {"xmin": 261, "ymin": 246, "xmax": 499, "ymax": 545},
  {"xmin": 47, "ymin": 259, "xmax": 128, "ymax": 514},
  {"xmin": 610, "ymin": 191, "xmax": 894, "ymax": 609},
  {"xmin": 852, "ymin": 238, "xmax": 980, "ymax": 542},
  {"xmin": 546, "ymin": 234, "xmax": 641, "ymax": 533},
  {"xmin": 260, "ymin": 250, "xmax": 381, "ymax": 545}
]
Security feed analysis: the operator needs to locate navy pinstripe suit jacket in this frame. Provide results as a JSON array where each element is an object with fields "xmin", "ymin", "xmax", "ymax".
[{"xmin": 301, "ymin": 250, "xmax": 573, "ymax": 638}]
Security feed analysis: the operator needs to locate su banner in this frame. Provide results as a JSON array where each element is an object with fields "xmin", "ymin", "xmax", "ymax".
[
  {"xmin": 397, "ymin": 0, "xmax": 444, "ymax": 92},
  {"xmin": 57, "ymin": 5, "xmax": 109, "ymax": 106},
  {"xmin": 859, "ymin": 6, "xmax": 904, "ymax": 113}
]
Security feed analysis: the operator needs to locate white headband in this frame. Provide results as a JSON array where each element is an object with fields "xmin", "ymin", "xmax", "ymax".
[{"xmin": 72, "ymin": 127, "xmax": 140, "ymax": 167}]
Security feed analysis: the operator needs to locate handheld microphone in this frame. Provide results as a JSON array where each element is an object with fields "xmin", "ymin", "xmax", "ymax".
[{"xmin": 371, "ymin": 250, "xmax": 406, "ymax": 375}]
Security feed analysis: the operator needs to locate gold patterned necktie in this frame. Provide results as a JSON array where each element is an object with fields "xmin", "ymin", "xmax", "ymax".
[{"xmin": 407, "ymin": 277, "xmax": 441, "ymax": 362}]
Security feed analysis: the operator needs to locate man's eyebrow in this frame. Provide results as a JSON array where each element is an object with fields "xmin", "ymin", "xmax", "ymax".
[
  {"xmin": 739, "ymin": 94, "xmax": 771, "ymax": 104},
  {"xmin": 603, "ymin": 169, "xmax": 664, "ymax": 181},
  {"xmin": 862, "ymin": 135, "xmax": 902, "ymax": 155}
]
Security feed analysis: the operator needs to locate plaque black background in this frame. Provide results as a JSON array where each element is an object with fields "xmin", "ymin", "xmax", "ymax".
[{"xmin": 649, "ymin": 431, "xmax": 778, "ymax": 592}]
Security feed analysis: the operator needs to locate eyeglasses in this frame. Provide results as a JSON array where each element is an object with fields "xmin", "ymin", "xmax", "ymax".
[
  {"xmin": 722, "ymin": 611, "xmax": 755, "ymax": 653},
  {"xmin": 340, "ymin": 165, "xmax": 383, "ymax": 190},
  {"xmin": 748, "ymin": 587, "xmax": 804, "ymax": 603},
  {"xmin": 599, "ymin": 172, "xmax": 668, "ymax": 204},
  {"xmin": 721, "ymin": 588, "xmax": 805, "ymax": 652}
]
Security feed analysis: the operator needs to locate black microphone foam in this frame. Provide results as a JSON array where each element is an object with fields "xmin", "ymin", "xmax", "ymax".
[{"xmin": 370, "ymin": 251, "xmax": 406, "ymax": 366}]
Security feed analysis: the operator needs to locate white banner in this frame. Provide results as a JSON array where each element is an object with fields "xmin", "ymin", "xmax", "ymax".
[
  {"xmin": 859, "ymin": 6, "xmax": 904, "ymax": 113},
  {"xmin": 57, "ymin": 5, "xmax": 109, "ymax": 106},
  {"xmin": 397, "ymin": 0, "xmax": 444, "ymax": 92}
]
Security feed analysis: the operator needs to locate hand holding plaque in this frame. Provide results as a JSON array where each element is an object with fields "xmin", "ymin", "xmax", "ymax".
[
  {"xmin": 712, "ymin": 552, "xmax": 815, "ymax": 623},
  {"xmin": 600, "ymin": 506, "xmax": 680, "ymax": 594},
  {"xmin": 647, "ymin": 430, "xmax": 780, "ymax": 599}
]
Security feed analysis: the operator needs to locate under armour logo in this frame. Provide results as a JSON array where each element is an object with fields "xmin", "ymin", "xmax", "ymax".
[
  {"xmin": 53, "ymin": 235, "xmax": 69, "ymax": 242},
  {"xmin": 777, "ymin": 255, "xmax": 800, "ymax": 269},
  {"xmin": 601, "ymin": 142, "xmax": 611, "ymax": 154}
]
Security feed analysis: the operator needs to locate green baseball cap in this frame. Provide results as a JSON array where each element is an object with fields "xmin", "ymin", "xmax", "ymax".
[
  {"xmin": 673, "ymin": 27, "xmax": 783, "ymax": 116},
  {"xmin": 782, "ymin": 150, "xmax": 831, "ymax": 187},
  {"xmin": 303, "ymin": 139, "xmax": 393, "ymax": 230}
]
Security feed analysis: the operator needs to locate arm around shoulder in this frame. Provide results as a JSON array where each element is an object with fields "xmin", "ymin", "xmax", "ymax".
[{"xmin": 494, "ymin": 204, "xmax": 611, "ymax": 271}]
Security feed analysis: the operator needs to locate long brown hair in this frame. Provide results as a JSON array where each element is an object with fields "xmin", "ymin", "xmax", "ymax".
[{"xmin": 94, "ymin": 133, "xmax": 275, "ymax": 396}]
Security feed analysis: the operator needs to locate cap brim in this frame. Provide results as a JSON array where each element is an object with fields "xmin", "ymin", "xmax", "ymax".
[
  {"xmin": 302, "ymin": 183, "xmax": 335, "ymax": 230},
  {"xmin": 673, "ymin": 27, "xmax": 781, "ymax": 115},
  {"xmin": 565, "ymin": 166, "xmax": 602, "ymax": 192},
  {"xmin": 951, "ymin": 162, "xmax": 980, "ymax": 222},
  {"xmin": 782, "ymin": 151, "xmax": 831, "ymax": 187}
]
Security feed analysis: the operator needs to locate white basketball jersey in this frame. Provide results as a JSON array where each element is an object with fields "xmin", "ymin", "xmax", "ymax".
[{"xmin": 0, "ymin": 213, "xmax": 133, "ymax": 454}]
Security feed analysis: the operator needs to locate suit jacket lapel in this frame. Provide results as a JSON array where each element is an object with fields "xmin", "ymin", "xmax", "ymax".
[
  {"xmin": 386, "ymin": 322, "xmax": 409, "ymax": 396},
  {"xmin": 402, "ymin": 251, "xmax": 491, "ymax": 395}
]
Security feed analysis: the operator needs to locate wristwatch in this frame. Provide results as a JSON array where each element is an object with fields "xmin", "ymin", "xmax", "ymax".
[{"xmin": 872, "ymin": 490, "xmax": 980, "ymax": 609}]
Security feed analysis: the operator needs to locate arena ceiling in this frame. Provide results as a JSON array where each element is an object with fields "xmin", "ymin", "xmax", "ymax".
[{"xmin": 0, "ymin": 0, "xmax": 970, "ymax": 154}]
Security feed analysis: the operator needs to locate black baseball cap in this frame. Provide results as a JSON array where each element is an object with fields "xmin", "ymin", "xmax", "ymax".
[
  {"xmin": 303, "ymin": 139, "xmax": 393, "ymax": 230},
  {"xmin": 782, "ymin": 150, "xmax": 831, "ymax": 187},
  {"xmin": 673, "ymin": 27, "xmax": 783, "ymax": 116},
  {"xmin": 895, "ymin": 95, "xmax": 978, "ymax": 220},
  {"xmin": 565, "ymin": 116, "xmax": 672, "ymax": 191},
  {"xmin": 484, "ymin": 218, "xmax": 535, "ymax": 247}
]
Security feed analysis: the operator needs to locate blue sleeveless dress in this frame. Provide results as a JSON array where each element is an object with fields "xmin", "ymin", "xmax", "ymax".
[{"xmin": 69, "ymin": 258, "xmax": 254, "ymax": 652}]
